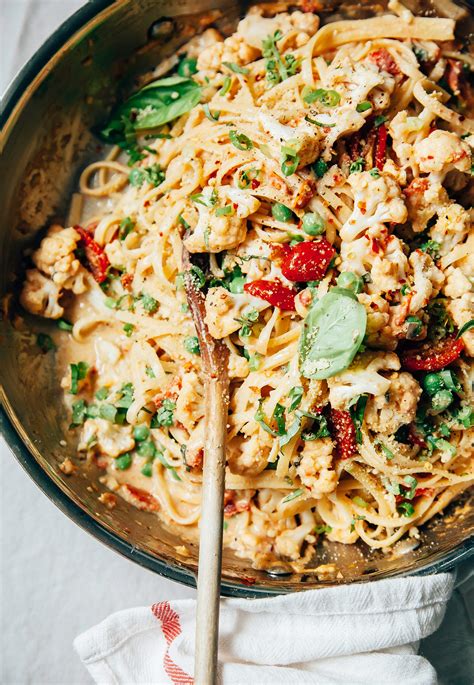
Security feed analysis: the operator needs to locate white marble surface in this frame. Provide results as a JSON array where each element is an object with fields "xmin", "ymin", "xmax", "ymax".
[{"xmin": 1, "ymin": 3, "xmax": 472, "ymax": 684}]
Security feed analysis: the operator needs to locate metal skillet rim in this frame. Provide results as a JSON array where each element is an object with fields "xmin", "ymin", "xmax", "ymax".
[{"xmin": 0, "ymin": 0, "xmax": 472, "ymax": 598}]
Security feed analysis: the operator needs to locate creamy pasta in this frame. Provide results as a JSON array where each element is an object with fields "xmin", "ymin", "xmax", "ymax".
[{"xmin": 21, "ymin": 1, "xmax": 473, "ymax": 571}]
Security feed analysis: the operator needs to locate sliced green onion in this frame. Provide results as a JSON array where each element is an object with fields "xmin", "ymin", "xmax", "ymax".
[
  {"xmin": 202, "ymin": 103, "xmax": 220, "ymax": 121},
  {"xmin": 219, "ymin": 75, "xmax": 231, "ymax": 96},
  {"xmin": 229, "ymin": 129, "xmax": 253, "ymax": 150},
  {"xmin": 356, "ymin": 101, "xmax": 372, "ymax": 112},
  {"xmin": 222, "ymin": 61, "xmax": 249, "ymax": 74},
  {"xmin": 281, "ymin": 488, "xmax": 304, "ymax": 504}
]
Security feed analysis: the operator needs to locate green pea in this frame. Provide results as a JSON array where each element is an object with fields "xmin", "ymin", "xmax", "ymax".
[
  {"xmin": 115, "ymin": 453, "xmax": 132, "ymax": 470},
  {"xmin": 431, "ymin": 389, "xmax": 453, "ymax": 412},
  {"xmin": 423, "ymin": 373, "xmax": 444, "ymax": 396},
  {"xmin": 133, "ymin": 425, "xmax": 150, "ymax": 442},
  {"xmin": 336, "ymin": 272, "xmax": 364, "ymax": 294},
  {"xmin": 302, "ymin": 212, "xmax": 325, "ymax": 236},
  {"xmin": 272, "ymin": 203, "xmax": 293, "ymax": 222}
]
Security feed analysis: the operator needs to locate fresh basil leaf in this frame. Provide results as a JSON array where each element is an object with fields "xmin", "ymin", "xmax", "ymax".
[
  {"xmin": 288, "ymin": 386, "xmax": 304, "ymax": 412},
  {"xmin": 100, "ymin": 76, "xmax": 202, "ymax": 144},
  {"xmin": 299, "ymin": 291, "xmax": 366, "ymax": 379}
]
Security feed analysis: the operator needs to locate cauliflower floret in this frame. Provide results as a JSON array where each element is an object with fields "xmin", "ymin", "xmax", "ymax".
[
  {"xmin": 174, "ymin": 371, "xmax": 204, "ymax": 431},
  {"xmin": 295, "ymin": 438, "xmax": 337, "ymax": 498},
  {"xmin": 228, "ymin": 353, "xmax": 250, "ymax": 379},
  {"xmin": 204, "ymin": 287, "xmax": 269, "ymax": 339},
  {"xmin": 404, "ymin": 177, "xmax": 448, "ymax": 233},
  {"xmin": 370, "ymin": 234, "xmax": 409, "ymax": 295},
  {"xmin": 238, "ymin": 9, "xmax": 319, "ymax": 49},
  {"xmin": 197, "ymin": 32, "xmax": 259, "ymax": 76},
  {"xmin": 32, "ymin": 225, "xmax": 87, "ymax": 293},
  {"xmin": 413, "ymin": 130, "xmax": 471, "ymax": 178},
  {"xmin": 224, "ymin": 231, "xmax": 272, "ymax": 280},
  {"xmin": 340, "ymin": 171, "xmax": 407, "ymax": 242},
  {"xmin": 274, "ymin": 509, "xmax": 315, "ymax": 561},
  {"xmin": 328, "ymin": 351, "xmax": 401, "ymax": 408},
  {"xmin": 408, "ymin": 250, "xmax": 445, "ymax": 314},
  {"xmin": 358, "ymin": 293, "xmax": 397, "ymax": 350},
  {"xmin": 227, "ymin": 426, "xmax": 273, "ymax": 476},
  {"xmin": 20, "ymin": 269, "xmax": 64, "ymax": 319},
  {"xmin": 447, "ymin": 293, "xmax": 474, "ymax": 355},
  {"xmin": 258, "ymin": 113, "xmax": 321, "ymax": 169},
  {"xmin": 443, "ymin": 267, "xmax": 472, "ymax": 299},
  {"xmin": 182, "ymin": 28, "xmax": 223, "ymax": 59},
  {"xmin": 329, "ymin": 58, "xmax": 389, "ymax": 108},
  {"xmin": 365, "ymin": 371, "xmax": 421, "ymax": 433},
  {"xmin": 430, "ymin": 204, "xmax": 471, "ymax": 257},
  {"xmin": 78, "ymin": 418, "xmax": 134, "ymax": 458},
  {"xmin": 389, "ymin": 109, "xmax": 436, "ymax": 168},
  {"xmin": 183, "ymin": 186, "xmax": 260, "ymax": 253}
]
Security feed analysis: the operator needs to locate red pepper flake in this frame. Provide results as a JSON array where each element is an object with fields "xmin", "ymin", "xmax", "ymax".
[
  {"xmin": 404, "ymin": 178, "xmax": 429, "ymax": 196},
  {"xmin": 251, "ymin": 179, "xmax": 261, "ymax": 189},
  {"xmin": 241, "ymin": 576, "xmax": 256, "ymax": 586},
  {"xmin": 281, "ymin": 239, "xmax": 335, "ymax": 282},
  {"xmin": 75, "ymin": 225, "xmax": 110, "ymax": 284},
  {"xmin": 401, "ymin": 336, "xmax": 464, "ymax": 372},
  {"xmin": 328, "ymin": 409, "xmax": 357, "ymax": 459},
  {"xmin": 121, "ymin": 273, "xmax": 133, "ymax": 290},
  {"xmin": 244, "ymin": 279, "xmax": 297, "ymax": 311}
]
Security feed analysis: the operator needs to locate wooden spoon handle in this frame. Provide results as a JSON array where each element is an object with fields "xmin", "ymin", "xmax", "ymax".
[{"xmin": 194, "ymin": 377, "xmax": 228, "ymax": 684}]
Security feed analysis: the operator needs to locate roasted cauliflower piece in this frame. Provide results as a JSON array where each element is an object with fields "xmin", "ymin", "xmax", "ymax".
[
  {"xmin": 365, "ymin": 371, "xmax": 421, "ymax": 434},
  {"xmin": 413, "ymin": 130, "xmax": 471, "ymax": 178},
  {"xmin": 237, "ymin": 9, "xmax": 319, "ymax": 50},
  {"xmin": 174, "ymin": 371, "xmax": 205, "ymax": 431},
  {"xmin": 295, "ymin": 438, "xmax": 337, "ymax": 498},
  {"xmin": 227, "ymin": 426, "xmax": 273, "ymax": 476},
  {"xmin": 274, "ymin": 509, "xmax": 315, "ymax": 560},
  {"xmin": 183, "ymin": 186, "xmax": 260, "ymax": 254},
  {"xmin": 20, "ymin": 269, "xmax": 64, "ymax": 319},
  {"xmin": 32, "ymin": 225, "xmax": 86, "ymax": 292},
  {"xmin": 204, "ymin": 287, "xmax": 269, "ymax": 339},
  {"xmin": 328, "ymin": 351, "xmax": 401, "ymax": 408},
  {"xmin": 78, "ymin": 419, "xmax": 135, "ymax": 458},
  {"xmin": 430, "ymin": 204, "xmax": 471, "ymax": 257},
  {"xmin": 340, "ymin": 171, "xmax": 407, "ymax": 242},
  {"xmin": 197, "ymin": 33, "xmax": 259, "ymax": 77},
  {"xmin": 408, "ymin": 250, "xmax": 444, "ymax": 314},
  {"xmin": 358, "ymin": 294, "xmax": 397, "ymax": 350},
  {"xmin": 258, "ymin": 113, "xmax": 321, "ymax": 169}
]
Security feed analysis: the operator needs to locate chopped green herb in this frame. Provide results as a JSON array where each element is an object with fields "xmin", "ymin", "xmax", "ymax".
[
  {"xmin": 215, "ymin": 205, "xmax": 233, "ymax": 217},
  {"xmin": 236, "ymin": 308, "xmax": 259, "ymax": 337},
  {"xmin": 352, "ymin": 495, "xmax": 368, "ymax": 508},
  {"xmin": 202, "ymin": 103, "xmax": 220, "ymax": 121},
  {"xmin": 401, "ymin": 284, "xmax": 411, "ymax": 295},
  {"xmin": 302, "ymin": 87, "xmax": 340, "ymax": 107},
  {"xmin": 397, "ymin": 501, "xmax": 415, "ymax": 517},
  {"xmin": 152, "ymin": 398, "xmax": 176, "ymax": 428},
  {"xmin": 219, "ymin": 75, "xmax": 232, "ymax": 96},
  {"xmin": 305, "ymin": 115, "xmax": 336, "ymax": 127},
  {"xmin": 145, "ymin": 366, "xmax": 156, "ymax": 378},
  {"xmin": 184, "ymin": 336, "xmax": 200, "ymax": 355},
  {"xmin": 95, "ymin": 387, "xmax": 109, "ymax": 401},
  {"xmin": 403, "ymin": 475, "xmax": 418, "ymax": 500},
  {"xmin": 115, "ymin": 453, "xmax": 132, "ymax": 470},
  {"xmin": 456, "ymin": 319, "xmax": 474, "ymax": 338},
  {"xmin": 374, "ymin": 115, "xmax": 387, "ymax": 127},
  {"xmin": 349, "ymin": 157, "xmax": 365, "ymax": 174},
  {"xmin": 369, "ymin": 168, "xmax": 380, "ymax": 178},
  {"xmin": 406, "ymin": 315, "xmax": 423, "ymax": 338},
  {"xmin": 222, "ymin": 61, "xmax": 249, "ymax": 75},
  {"xmin": 115, "ymin": 382, "xmax": 134, "ymax": 409},
  {"xmin": 377, "ymin": 440, "xmax": 394, "ymax": 460},
  {"xmin": 37, "ymin": 333, "xmax": 56, "ymax": 353},
  {"xmin": 99, "ymin": 403, "xmax": 118, "ymax": 422},
  {"xmin": 255, "ymin": 398, "xmax": 278, "ymax": 437},
  {"xmin": 123, "ymin": 323, "xmax": 135, "ymax": 337},
  {"xmin": 178, "ymin": 214, "xmax": 190, "ymax": 230},
  {"xmin": 420, "ymin": 239, "xmax": 440, "ymax": 258},
  {"xmin": 71, "ymin": 399, "xmax": 88, "ymax": 427},
  {"xmin": 238, "ymin": 167, "xmax": 259, "ymax": 189},
  {"xmin": 190, "ymin": 189, "xmax": 218, "ymax": 207},
  {"xmin": 348, "ymin": 394, "xmax": 368, "ymax": 443},
  {"xmin": 281, "ymin": 144, "xmax": 299, "ymax": 176},
  {"xmin": 281, "ymin": 488, "xmax": 304, "ymax": 504},
  {"xmin": 70, "ymin": 361, "xmax": 89, "ymax": 395},
  {"xmin": 288, "ymin": 386, "xmax": 304, "ymax": 412},
  {"xmin": 141, "ymin": 462, "xmax": 153, "ymax": 477},
  {"xmin": 356, "ymin": 101, "xmax": 372, "ymax": 112},
  {"xmin": 156, "ymin": 449, "xmax": 182, "ymax": 481},
  {"xmin": 314, "ymin": 524, "xmax": 332, "ymax": 534},
  {"xmin": 129, "ymin": 164, "xmax": 165, "ymax": 188},
  {"xmin": 57, "ymin": 319, "xmax": 73, "ymax": 332},
  {"xmin": 119, "ymin": 216, "xmax": 135, "ymax": 240},
  {"xmin": 188, "ymin": 264, "xmax": 207, "ymax": 290},
  {"xmin": 248, "ymin": 352, "xmax": 262, "ymax": 371},
  {"xmin": 262, "ymin": 30, "xmax": 299, "ymax": 87},
  {"xmin": 229, "ymin": 129, "xmax": 253, "ymax": 151}
]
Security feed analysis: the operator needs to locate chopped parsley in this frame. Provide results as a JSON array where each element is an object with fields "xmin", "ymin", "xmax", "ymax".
[
  {"xmin": 281, "ymin": 488, "xmax": 304, "ymax": 504},
  {"xmin": 129, "ymin": 163, "xmax": 165, "ymax": 188},
  {"xmin": 184, "ymin": 336, "xmax": 200, "ymax": 355},
  {"xmin": 236, "ymin": 308, "xmax": 259, "ymax": 337},
  {"xmin": 222, "ymin": 61, "xmax": 249, "ymax": 74},
  {"xmin": 262, "ymin": 30, "xmax": 299, "ymax": 87},
  {"xmin": 119, "ymin": 216, "xmax": 135, "ymax": 241},
  {"xmin": 349, "ymin": 157, "xmax": 366, "ymax": 174},
  {"xmin": 312, "ymin": 158, "xmax": 328, "ymax": 178},
  {"xmin": 139, "ymin": 292, "xmax": 159, "ymax": 314},
  {"xmin": 152, "ymin": 398, "xmax": 176, "ymax": 428},
  {"xmin": 123, "ymin": 323, "xmax": 135, "ymax": 337},
  {"xmin": 70, "ymin": 361, "xmax": 89, "ymax": 394}
]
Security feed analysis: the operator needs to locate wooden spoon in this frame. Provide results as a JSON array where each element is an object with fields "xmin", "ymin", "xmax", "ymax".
[{"xmin": 182, "ymin": 246, "xmax": 229, "ymax": 685}]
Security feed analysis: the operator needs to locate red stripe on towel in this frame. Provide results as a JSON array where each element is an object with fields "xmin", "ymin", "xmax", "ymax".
[{"xmin": 151, "ymin": 602, "xmax": 194, "ymax": 684}]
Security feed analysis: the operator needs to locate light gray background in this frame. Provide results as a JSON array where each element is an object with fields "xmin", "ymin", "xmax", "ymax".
[{"xmin": 0, "ymin": 2, "xmax": 472, "ymax": 684}]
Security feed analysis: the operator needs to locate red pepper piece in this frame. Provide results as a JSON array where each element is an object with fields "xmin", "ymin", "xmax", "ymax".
[
  {"xmin": 223, "ymin": 490, "xmax": 251, "ymax": 518},
  {"xmin": 395, "ymin": 487, "xmax": 434, "ymax": 504},
  {"xmin": 120, "ymin": 484, "xmax": 160, "ymax": 512},
  {"xmin": 244, "ymin": 279, "xmax": 297, "ymax": 311},
  {"xmin": 281, "ymin": 239, "xmax": 335, "ymax": 282},
  {"xmin": 329, "ymin": 409, "xmax": 357, "ymax": 460},
  {"xmin": 369, "ymin": 49, "xmax": 400, "ymax": 76},
  {"xmin": 374, "ymin": 123, "xmax": 388, "ymax": 171},
  {"xmin": 401, "ymin": 336, "xmax": 464, "ymax": 372},
  {"xmin": 75, "ymin": 225, "xmax": 110, "ymax": 284}
]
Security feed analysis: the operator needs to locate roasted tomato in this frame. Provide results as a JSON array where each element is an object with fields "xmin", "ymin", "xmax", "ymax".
[
  {"xmin": 244, "ymin": 279, "xmax": 297, "ymax": 311},
  {"xmin": 75, "ymin": 225, "xmax": 110, "ymax": 284},
  {"xmin": 328, "ymin": 409, "xmax": 357, "ymax": 460},
  {"xmin": 281, "ymin": 239, "xmax": 335, "ymax": 282},
  {"xmin": 369, "ymin": 48, "xmax": 400, "ymax": 76},
  {"xmin": 401, "ymin": 336, "xmax": 464, "ymax": 372}
]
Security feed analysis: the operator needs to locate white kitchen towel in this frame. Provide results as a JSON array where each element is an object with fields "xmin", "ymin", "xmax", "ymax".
[{"xmin": 74, "ymin": 572, "xmax": 454, "ymax": 685}]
